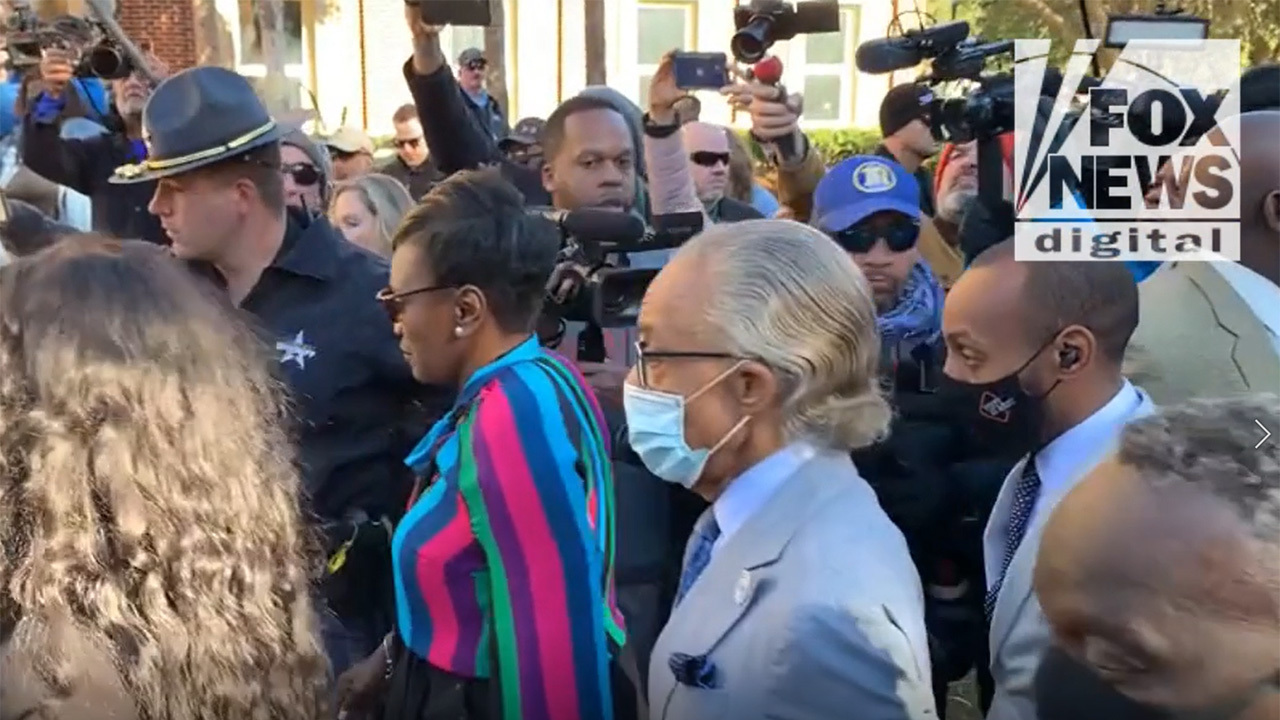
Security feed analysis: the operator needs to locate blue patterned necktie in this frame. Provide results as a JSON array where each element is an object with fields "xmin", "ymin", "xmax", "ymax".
[
  {"xmin": 676, "ymin": 510, "xmax": 721, "ymax": 605},
  {"xmin": 985, "ymin": 456, "xmax": 1042, "ymax": 620}
]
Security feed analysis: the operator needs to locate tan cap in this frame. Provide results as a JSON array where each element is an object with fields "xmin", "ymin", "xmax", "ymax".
[{"xmin": 325, "ymin": 126, "xmax": 374, "ymax": 155}]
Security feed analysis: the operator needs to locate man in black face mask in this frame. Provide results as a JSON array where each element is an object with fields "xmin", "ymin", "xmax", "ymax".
[
  {"xmin": 1033, "ymin": 394, "xmax": 1280, "ymax": 720},
  {"xmin": 939, "ymin": 240, "xmax": 1154, "ymax": 720}
]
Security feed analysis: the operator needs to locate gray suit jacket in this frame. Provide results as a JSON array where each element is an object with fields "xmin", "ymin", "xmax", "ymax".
[
  {"xmin": 648, "ymin": 450, "xmax": 936, "ymax": 720},
  {"xmin": 983, "ymin": 390, "xmax": 1156, "ymax": 720},
  {"xmin": 1125, "ymin": 261, "xmax": 1280, "ymax": 405}
]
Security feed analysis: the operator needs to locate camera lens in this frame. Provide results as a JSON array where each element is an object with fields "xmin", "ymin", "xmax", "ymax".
[{"xmin": 730, "ymin": 16, "xmax": 774, "ymax": 64}]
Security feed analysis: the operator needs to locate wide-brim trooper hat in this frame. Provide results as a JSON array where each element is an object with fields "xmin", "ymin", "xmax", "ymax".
[{"xmin": 110, "ymin": 66, "xmax": 287, "ymax": 184}]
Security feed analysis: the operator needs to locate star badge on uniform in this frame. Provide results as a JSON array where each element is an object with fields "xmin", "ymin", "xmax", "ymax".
[{"xmin": 277, "ymin": 330, "xmax": 316, "ymax": 370}]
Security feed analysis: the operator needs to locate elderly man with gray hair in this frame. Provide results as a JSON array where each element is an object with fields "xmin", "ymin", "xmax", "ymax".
[
  {"xmin": 628, "ymin": 218, "xmax": 936, "ymax": 720},
  {"xmin": 1033, "ymin": 394, "xmax": 1280, "ymax": 720}
]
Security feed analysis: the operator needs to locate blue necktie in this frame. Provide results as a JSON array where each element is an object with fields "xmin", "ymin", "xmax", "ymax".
[
  {"xmin": 676, "ymin": 511, "xmax": 721, "ymax": 605},
  {"xmin": 985, "ymin": 457, "xmax": 1042, "ymax": 620}
]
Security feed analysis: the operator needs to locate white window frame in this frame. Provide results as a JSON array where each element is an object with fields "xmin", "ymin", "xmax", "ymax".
[
  {"xmin": 620, "ymin": 0, "xmax": 698, "ymax": 109},
  {"xmin": 783, "ymin": 4, "xmax": 860, "ymax": 129},
  {"xmin": 231, "ymin": 0, "xmax": 312, "ymax": 111}
]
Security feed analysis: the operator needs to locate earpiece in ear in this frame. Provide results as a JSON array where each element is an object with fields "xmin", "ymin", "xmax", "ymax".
[{"xmin": 1059, "ymin": 347, "xmax": 1081, "ymax": 369}]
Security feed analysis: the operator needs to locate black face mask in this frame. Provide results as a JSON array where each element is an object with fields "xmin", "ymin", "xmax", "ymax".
[
  {"xmin": 939, "ymin": 336, "xmax": 1061, "ymax": 455},
  {"xmin": 1036, "ymin": 645, "xmax": 1279, "ymax": 720}
]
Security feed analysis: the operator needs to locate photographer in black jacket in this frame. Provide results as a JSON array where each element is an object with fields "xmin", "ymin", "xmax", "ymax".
[{"xmin": 21, "ymin": 43, "xmax": 168, "ymax": 244}]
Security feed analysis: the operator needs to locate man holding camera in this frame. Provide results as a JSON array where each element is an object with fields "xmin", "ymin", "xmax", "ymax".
[{"xmin": 22, "ymin": 45, "xmax": 168, "ymax": 244}]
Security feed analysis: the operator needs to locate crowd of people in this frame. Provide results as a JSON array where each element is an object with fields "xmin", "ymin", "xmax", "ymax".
[{"xmin": 0, "ymin": 4, "xmax": 1278, "ymax": 720}]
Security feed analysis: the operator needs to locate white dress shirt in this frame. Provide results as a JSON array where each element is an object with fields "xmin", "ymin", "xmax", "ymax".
[{"xmin": 985, "ymin": 380, "xmax": 1144, "ymax": 585}]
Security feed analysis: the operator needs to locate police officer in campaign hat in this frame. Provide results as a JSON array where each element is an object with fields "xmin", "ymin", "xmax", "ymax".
[{"xmin": 111, "ymin": 66, "xmax": 445, "ymax": 676}]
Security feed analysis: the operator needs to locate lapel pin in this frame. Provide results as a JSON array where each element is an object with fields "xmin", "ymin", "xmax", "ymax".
[{"xmin": 734, "ymin": 570, "xmax": 754, "ymax": 606}]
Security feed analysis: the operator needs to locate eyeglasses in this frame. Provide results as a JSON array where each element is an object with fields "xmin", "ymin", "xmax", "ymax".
[
  {"xmin": 281, "ymin": 162, "xmax": 320, "ymax": 187},
  {"xmin": 829, "ymin": 217, "xmax": 921, "ymax": 254},
  {"xmin": 465, "ymin": 61, "xmax": 487, "ymax": 71},
  {"xmin": 689, "ymin": 151, "xmax": 730, "ymax": 168},
  {"xmin": 393, "ymin": 137, "xmax": 423, "ymax": 149},
  {"xmin": 375, "ymin": 284, "xmax": 454, "ymax": 322},
  {"xmin": 634, "ymin": 341, "xmax": 738, "ymax": 387}
]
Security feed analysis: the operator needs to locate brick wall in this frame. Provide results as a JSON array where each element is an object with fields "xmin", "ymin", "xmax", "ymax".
[{"xmin": 118, "ymin": 0, "xmax": 197, "ymax": 71}]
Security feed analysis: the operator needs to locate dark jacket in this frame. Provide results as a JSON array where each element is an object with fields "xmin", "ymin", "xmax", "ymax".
[
  {"xmin": 21, "ymin": 96, "xmax": 166, "ymax": 244},
  {"xmin": 379, "ymin": 155, "xmax": 444, "ymax": 200},
  {"xmin": 709, "ymin": 196, "xmax": 764, "ymax": 222},
  {"xmin": 403, "ymin": 60, "xmax": 549, "ymax": 205},
  {"xmin": 460, "ymin": 86, "xmax": 509, "ymax": 141},
  {"xmin": 874, "ymin": 143, "xmax": 937, "ymax": 217},
  {"xmin": 232, "ymin": 210, "xmax": 447, "ymax": 521}
]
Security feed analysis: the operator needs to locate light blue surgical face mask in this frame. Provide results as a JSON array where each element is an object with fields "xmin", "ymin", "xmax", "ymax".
[{"xmin": 623, "ymin": 363, "xmax": 750, "ymax": 488}]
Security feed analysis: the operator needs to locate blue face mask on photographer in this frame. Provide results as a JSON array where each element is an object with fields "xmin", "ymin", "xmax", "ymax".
[{"xmin": 623, "ymin": 363, "xmax": 750, "ymax": 488}]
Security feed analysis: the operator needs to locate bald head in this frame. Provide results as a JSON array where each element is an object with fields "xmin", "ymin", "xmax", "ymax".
[
  {"xmin": 1238, "ymin": 111, "xmax": 1280, "ymax": 283},
  {"xmin": 683, "ymin": 122, "xmax": 731, "ymax": 204},
  {"xmin": 967, "ymin": 240, "xmax": 1138, "ymax": 363}
]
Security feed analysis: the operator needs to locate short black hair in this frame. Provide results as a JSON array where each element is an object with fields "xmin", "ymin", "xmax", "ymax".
[
  {"xmin": 542, "ymin": 95, "xmax": 623, "ymax": 162},
  {"xmin": 972, "ymin": 240, "xmax": 1139, "ymax": 363},
  {"xmin": 1240, "ymin": 63, "xmax": 1280, "ymax": 113},
  {"xmin": 393, "ymin": 168, "xmax": 559, "ymax": 333}
]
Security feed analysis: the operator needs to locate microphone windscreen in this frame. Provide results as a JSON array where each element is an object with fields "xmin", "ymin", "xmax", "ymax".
[
  {"xmin": 855, "ymin": 38, "xmax": 922, "ymax": 75},
  {"xmin": 561, "ymin": 209, "xmax": 647, "ymax": 245}
]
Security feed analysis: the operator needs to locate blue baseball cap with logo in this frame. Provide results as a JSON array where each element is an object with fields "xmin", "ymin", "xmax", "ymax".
[{"xmin": 811, "ymin": 155, "xmax": 921, "ymax": 233}]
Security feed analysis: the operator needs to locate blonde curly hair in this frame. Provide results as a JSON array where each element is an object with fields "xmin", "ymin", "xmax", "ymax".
[{"xmin": 0, "ymin": 237, "xmax": 329, "ymax": 719}]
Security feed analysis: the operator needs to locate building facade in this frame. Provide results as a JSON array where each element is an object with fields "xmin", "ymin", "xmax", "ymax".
[{"xmin": 113, "ymin": 0, "xmax": 924, "ymax": 136}]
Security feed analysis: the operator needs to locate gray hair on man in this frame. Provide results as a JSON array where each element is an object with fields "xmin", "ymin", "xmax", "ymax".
[
  {"xmin": 677, "ymin": 218, "xmax": 892, "ymax": 450},
  {"xmin": 1117, "ymin": 393, "xmax": 1280, "ymax": 543}
]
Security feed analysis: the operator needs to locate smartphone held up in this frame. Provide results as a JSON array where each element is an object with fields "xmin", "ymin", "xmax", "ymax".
[
  {"xmin": 671, "ymin": 51, "xmax": 730, "ymax": 91},
  {"xmin": 404, "ymin": 0, "xmax": 492, "ymax": 27}
]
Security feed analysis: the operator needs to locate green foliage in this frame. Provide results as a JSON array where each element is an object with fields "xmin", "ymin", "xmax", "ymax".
[
  {"xmin": 805, "ymin": 128, "xmax": 886, "ymax": 164},
  {"xmin": 951, "ymin": 0, "xmax": 1280, "ymax": 68}
]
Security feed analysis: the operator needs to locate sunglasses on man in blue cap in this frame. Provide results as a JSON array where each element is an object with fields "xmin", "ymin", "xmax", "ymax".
[{"xmin": 812, "ymin": 156, "xmax": 922, "ymax": 254}]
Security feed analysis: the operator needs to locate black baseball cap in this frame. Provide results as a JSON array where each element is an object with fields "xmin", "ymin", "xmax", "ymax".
[
  {"xmin": 879, "ymin": 83, "xmax": 935, "ymax": 137},
  {"xmin": 498, "ymin": 117, "xmax": 547, "ymax": 151}
]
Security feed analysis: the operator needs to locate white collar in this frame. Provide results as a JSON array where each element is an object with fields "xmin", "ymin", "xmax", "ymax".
[{"xmin": 1034, "ymin": 380, "xmax": 1144, "ymax": 494}]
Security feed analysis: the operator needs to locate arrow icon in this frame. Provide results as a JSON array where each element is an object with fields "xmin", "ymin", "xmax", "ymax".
[{"xmin": 1256, "ymin": 420, "xmax": 1271, "ymax": 449}]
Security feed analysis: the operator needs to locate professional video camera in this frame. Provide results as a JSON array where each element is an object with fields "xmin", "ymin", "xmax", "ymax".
[
  {"xmin": 730, "ymin": 0, "xmax": 841, "ymax": 65},
  {"xmin": 532, "ymin": 209, "xmax": 703, "ymax": 330},
  {"xmin": 3, "ymin": 0, "xmax": 155, "ymax": 81}
]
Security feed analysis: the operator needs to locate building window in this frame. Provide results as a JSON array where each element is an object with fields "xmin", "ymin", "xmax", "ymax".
[
  {"xmin": 238, "ymin": 0, "xmax": 304, "ymax": 66},
  {"xmin": 636, "ymin": 2, "xmax": 695, "ymax": 109},
  {"xmin": 793, "ymin": 5, "xmax": 860, "ymax": 125},
  {"xmin": 235, "ymin": 0, "xmax": 310, "ymax": 111},
  {"xmin": 444, "ymin": 25, "xmax": 487, "ymax": 65}
]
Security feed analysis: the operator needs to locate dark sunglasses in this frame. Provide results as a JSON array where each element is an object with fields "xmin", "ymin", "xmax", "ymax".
[
  {"xmin": 375, "ymin": 284, "xmax": 453, "ymax": 321},
  {"xmin": 394, "ymin": 136, "xmax": 423, "ymax": 149},
  {"xmin": 281, "ymin": 162, "xmax": 319, "ymax": 186},
  {"xmin": 465, "ymin": 61, "xmax": 487, "ymax": 71},
  {"xmin": 829, "ymin": 217, "xmax": 921, "ymax": 254},
  {"xmin": 689, "ymin": 151, "xmax": 730, "ymax": 168}
]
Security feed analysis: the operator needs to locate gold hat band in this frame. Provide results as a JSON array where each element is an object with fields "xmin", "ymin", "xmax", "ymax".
[{"xmin": 113, "ymin": 120, "xmax": 278, "ymax": 180}]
